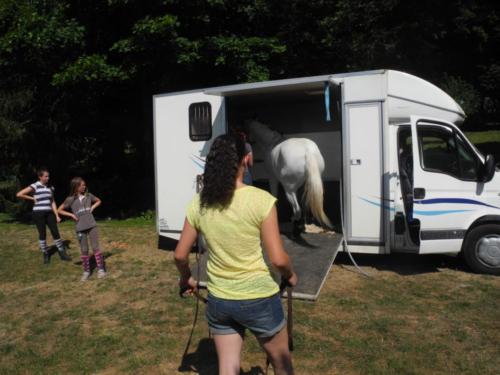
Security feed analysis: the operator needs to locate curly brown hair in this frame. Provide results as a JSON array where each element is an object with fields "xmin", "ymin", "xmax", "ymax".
[{"xmin": 200, "ymin": 134, "xmax": 246, "ymax": 210}]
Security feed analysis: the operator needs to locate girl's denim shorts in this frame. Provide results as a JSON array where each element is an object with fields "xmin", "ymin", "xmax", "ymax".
[{"xmin": 206, "ymin": 292, "xmax": 285, "ymax": 338}]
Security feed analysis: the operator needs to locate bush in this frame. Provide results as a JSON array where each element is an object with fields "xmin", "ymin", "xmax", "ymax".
[{"xmin": 0, "ymin": 177, "xmax": 29, "ymax": 219}]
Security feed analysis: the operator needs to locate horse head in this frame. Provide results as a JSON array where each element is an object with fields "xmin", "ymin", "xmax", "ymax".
[{"xmin": 244, "ymin": 119, "xmax": 282, "ymax": 147}]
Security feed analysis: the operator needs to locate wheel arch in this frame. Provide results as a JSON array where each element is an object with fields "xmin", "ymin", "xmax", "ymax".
[{"xmin": 462, "ymin": 215, "xmax": 500, "ymax": 252}]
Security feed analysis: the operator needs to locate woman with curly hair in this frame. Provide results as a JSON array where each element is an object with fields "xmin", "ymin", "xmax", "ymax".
[{"xmin": 175, "ymin": 134, "xmax": 296, "ymax": 375}]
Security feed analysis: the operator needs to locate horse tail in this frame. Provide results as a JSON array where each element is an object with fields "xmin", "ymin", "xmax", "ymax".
[{"xmin": 304, "ymin": 152, "xmax": 332, "ymax": 228}]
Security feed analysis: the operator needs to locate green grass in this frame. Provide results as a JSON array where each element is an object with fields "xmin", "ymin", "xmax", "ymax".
[
  {"xmin": 464, "ymin": 129, "xmax": 500, "ymax": 163},
  {"xmin": 464, "ymin": 130, "xmax": 500, "ymax": 145},
  {"xmin": 1, "ymin": 129, "xmax": 500, "ymax": 374},
  {"xmin": 1, "ymin": 219, "xmax": 499, "ymax": 374}
]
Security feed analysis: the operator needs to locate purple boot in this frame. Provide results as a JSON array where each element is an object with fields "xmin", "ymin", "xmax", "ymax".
[
  {"xmin": 94, "ymin": 251, "xmax": 107, "ymax": 279},
  {"xmin": 81, "ymin": 255, "xmax": 90, "ymax": 282}
]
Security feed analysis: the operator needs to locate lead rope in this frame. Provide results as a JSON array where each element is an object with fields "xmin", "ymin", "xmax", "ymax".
[
  {"xmin": 339, "ymin": 174, "xmax": 372, "ymax": 278},
  {"xmin": 179, "ymin": 175, "xmax": 208, "ymax": 371},
  {"xmin": 286, "ymin": 286, "xmax": 294, "ymax": 351}
]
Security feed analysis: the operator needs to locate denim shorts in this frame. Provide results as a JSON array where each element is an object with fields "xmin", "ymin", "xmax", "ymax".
[{"xmin": 206, "ymin": 293, "xmax": 285, "ymax": 338}]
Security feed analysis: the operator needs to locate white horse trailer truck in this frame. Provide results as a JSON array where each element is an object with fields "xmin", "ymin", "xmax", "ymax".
[{"xmin": 153, "ymin": 69, "xmax": 500, "ymax": 275}]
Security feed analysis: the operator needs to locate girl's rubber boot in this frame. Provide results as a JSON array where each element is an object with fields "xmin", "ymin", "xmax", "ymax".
[
  {"xmin": 81, "ymin": 255, "xmax": 90, "ymax": 282},
  {"xmin": 94, "ymin": 251, "xmax": 107, "ymax": 279},
  {"xmin": 97, "ymin": 269, "xmax": 107, "ymax": 279},
  {"xmin": 43, "ymin": 251, "xmax": 50, "ymax": 264},
  {"xmin": 55, "ymin": 239, "xmax": 70, "ymax": 261},
  {"xmin": 40, "ymin": 240, "xmax": 49, "ymax": 264}
]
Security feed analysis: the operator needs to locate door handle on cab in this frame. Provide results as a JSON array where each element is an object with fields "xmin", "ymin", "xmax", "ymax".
[{"xmin": 413, "ymin": 188, "xmax": 426, "ymax": 200}]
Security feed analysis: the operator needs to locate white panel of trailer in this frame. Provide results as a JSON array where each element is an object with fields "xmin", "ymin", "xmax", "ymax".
[
  {"xmin": 153, "ymin": 92, "xmax": 226, "ymax": 238},
  {"xmin": 345, "ymin": 102, "xmax": 383, "ymax": 242},
  {"xmin": 343, "ymin": 74, "xmax": 386, "ymax": 103}
]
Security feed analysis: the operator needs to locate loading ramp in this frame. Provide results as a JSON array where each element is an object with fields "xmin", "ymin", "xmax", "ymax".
[{"xmin": 191, "ymin": 231, "xmax": 342, "ymax": 301}]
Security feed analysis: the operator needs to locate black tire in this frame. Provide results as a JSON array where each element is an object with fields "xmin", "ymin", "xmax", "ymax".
[{"xmin": 462, "ymin": 224, "xmax": 500, "ymax": 275}]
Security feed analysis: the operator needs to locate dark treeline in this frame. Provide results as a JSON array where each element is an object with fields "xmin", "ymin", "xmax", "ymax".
[{"xmin": 1, "ymin": 0, "xmax": 499, "ymax": 218}]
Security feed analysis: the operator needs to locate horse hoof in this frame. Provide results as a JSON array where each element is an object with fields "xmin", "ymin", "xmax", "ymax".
[{"xmin": 292, "ymin": 224, "xmax": 302, "ymax": 238}]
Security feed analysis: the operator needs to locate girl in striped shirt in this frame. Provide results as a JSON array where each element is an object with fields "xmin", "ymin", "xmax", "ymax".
[{"xmin": 16, "ymin": 167, "xmax": 71, "ymax": 264}]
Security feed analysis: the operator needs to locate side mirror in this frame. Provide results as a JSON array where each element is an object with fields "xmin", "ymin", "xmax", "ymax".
[{"xmin": 479, "ymin": 154, "xmax": 496, "ymax": 183}]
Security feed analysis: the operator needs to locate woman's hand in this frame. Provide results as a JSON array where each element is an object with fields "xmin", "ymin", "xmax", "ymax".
[
  {"xmin": 179, "ymin": 276, "xmax": 198, "ymax": 296},
  {"xmin": 90, "ymin": 198, "xmax": 101, "ymax": 213},
  {"xmin": 72, "ymin": 214, "xmax": 79, "ymax": 222},
  {"xmin": 56, "ymin": 215, "xmax": 61, "ymax": 224},
  {"xmin": 287, "ymin": 271, "xmax": 298, "ymax": 288}
]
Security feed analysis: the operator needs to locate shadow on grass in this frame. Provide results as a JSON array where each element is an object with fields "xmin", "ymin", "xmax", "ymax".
[
  {"xmin": 179, "ymin": 338, "xmax": 266, "ymax": 375},
  {"xmin": 334, "ymin": 251, "xmax": 470, "ymax": 276},
  {"xmin": 45, "ymin": 240, "xmax": 72, "ymax": 259}
]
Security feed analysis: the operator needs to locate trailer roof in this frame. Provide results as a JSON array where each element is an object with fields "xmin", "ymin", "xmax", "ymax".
[
  {"xmin": 153, "ymin": 69, "xmax": 465, "ymax": 122},
  {"xmin": 204, "ymin": 69, "xmax": 385, "ymax": 96}
]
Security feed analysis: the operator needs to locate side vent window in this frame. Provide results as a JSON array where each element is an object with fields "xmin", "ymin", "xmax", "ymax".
[{"xmin": 189, "ymin": 102, "xmax": 212, "ymax": 141}]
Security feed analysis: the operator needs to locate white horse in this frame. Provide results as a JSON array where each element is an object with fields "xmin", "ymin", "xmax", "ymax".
[{"xmin": 245, "ymin": 120, "xmax": 332, "ymax": 230}]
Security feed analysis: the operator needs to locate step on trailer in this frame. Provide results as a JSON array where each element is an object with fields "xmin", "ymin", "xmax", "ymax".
[{"xmin": 153, "ymin": 69, "xmax": 500, "ymax": 295}]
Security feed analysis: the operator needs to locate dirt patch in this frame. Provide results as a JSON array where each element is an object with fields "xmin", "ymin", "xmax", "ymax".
[
  {"xmin": 107, "ymin": 240, "xmax": 130, "ymax": 250},
  {"xmin": 92, "ymin": 291, "xmax": 121, "ymax": 309}
]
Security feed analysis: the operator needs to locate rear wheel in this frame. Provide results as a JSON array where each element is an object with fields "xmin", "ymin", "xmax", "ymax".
[{"xmin": 463, "ymin": 224, "xmax": 500, "ymax": 275}]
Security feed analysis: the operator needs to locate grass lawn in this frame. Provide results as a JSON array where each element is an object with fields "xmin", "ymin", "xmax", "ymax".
[
  {"xmin": 0, "ymin": 215, "xmax": 499, "ymax": 374},
  {"xmin": 464, "ymin": 129, "xmax": 500, "ymax": 163}
]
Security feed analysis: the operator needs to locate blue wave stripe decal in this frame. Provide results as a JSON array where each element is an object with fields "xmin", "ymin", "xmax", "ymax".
[
  {"xmin": 370, "ymin": 195, "xmax": 394, "ymax": 203},
  {"xmin": 415, "ymin": 198, "xmax": 500, "ymax": 209},
  {"xmin": 190, "ymin": 157, "xmax": 205, "ymax": 171},
  {"xmin": 359, "ymin": 197, "xmax": 395, "ymax": 211},
  {"xmin": 192, "ymin": 154, "xmax": 206, "ymax": 163},
  {"xmin": 413, "ymin": 209, "xmax": 472, "ymax": 216},
  {"xmin": 360, "ymin": 197, "xmax": 471, "ymax": 216}
]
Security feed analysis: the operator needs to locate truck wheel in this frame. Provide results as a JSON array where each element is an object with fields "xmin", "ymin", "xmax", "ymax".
[{"xmin": 463, "ymin": 224, "xmax": 500, "ymax": 275}]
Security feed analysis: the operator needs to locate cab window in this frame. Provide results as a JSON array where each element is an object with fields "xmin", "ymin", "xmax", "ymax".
[{"xmin": 417, "ymin": 124, "xmax": 479, "ymax": 180}]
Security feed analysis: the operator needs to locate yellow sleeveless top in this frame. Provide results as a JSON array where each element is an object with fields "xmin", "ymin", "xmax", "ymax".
[{"xmin": 186, "ymin": 186, "xmax": 279, "ymax": 299}]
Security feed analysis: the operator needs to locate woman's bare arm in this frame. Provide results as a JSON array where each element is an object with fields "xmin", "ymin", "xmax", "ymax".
[
  {"xmin": 57, "ymin": 203, "xmax": 77, "ymax": 221},
  {"xmin": 90, "ymin": 195, "xmax": 102, "ymax": 213},
  {"xmin": 51, "ymin": 201, "xmax": 61, "ymax": 223},
  {"xmin": 261, "ymin": 206, "xmax": 297, "ymax": 286},
  {"xmin": 16, "ymin": 186, "xmax": 35, "ymax": 202},
  {"xmin": 174, "ymin": 218, "xmax": 199, "ymax": 288}
]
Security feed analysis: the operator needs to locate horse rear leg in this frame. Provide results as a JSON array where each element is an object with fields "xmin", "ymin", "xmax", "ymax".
[
  {"xmin": 269, "ymin": 177, "xmax": 279, "ymax": 198},
  {"xmin": 285, "ymin": 190, "xmax": 304, "ymax": 236}
]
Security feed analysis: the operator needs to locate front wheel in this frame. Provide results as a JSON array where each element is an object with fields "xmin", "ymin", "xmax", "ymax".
[{"xmin": 463, "ymin": 224, "xmax": 500, "ymax": 275}]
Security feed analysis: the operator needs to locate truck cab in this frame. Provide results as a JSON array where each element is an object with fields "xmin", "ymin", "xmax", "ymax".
[{"xmin": 392, "ymin": 116, "xmax": 500, "ymax": 274}]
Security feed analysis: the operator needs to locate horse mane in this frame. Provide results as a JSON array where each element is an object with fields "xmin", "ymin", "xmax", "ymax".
[{"xmin": 246, "ymin": 120, "xmax": 282, "ymax": 146}]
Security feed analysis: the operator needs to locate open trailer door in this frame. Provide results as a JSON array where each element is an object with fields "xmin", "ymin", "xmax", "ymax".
[
  {"xmin": 153, "ymin": 91, "xmax": 226, "ymax": 241},
  {"xmin": 343, "ymin": 101, "xmax": 385, "ymax": 250}
]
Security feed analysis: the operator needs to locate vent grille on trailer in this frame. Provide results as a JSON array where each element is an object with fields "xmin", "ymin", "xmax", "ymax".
[{"xmin": 189, "ymin": 102, "xmax": 212, "ymax": 141}]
